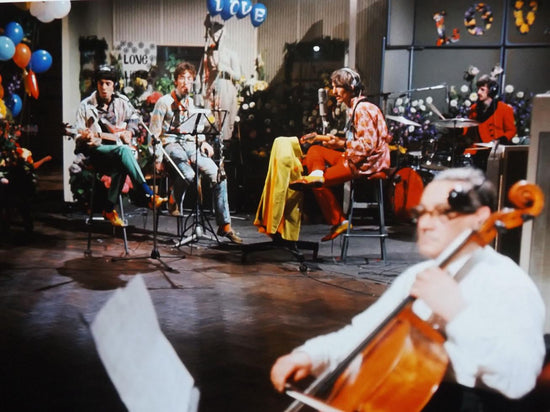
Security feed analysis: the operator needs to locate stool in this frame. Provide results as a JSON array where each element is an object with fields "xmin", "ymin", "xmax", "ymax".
[
  {"xmin": 85, "ymin": 174, "xmax": 129, "ymax": 256},
  {"xmin": 340, "ymin": 171, "xmax": 388, "ymax": 262}
]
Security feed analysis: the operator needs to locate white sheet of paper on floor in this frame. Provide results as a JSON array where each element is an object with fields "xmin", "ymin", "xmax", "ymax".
[{"xmin": 90, "ymin": 275, "xmax": 199, "ymax": 412}]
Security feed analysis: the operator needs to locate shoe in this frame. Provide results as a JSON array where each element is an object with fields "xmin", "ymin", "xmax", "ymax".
[
  {"xmin": 167, "ymin": 199, "xmax": 181, "ymax": 217},
  {"xmin": 148, "ymin": 194, "xmax": 168, "ymax": 210},
  {"xmin": 321, "ymin": 220, "xmax": 351, "ymax": 242},
  {"xmin": 217, "ymin": 227, "xmax": 243, "ymax": 244},
  {"xmin": 289, "ymin": 175, "xmax": 325, "ymax": 191},
  {"xmin": 102, "ymin": 210, "xmax": 126, "ymax": 227}
]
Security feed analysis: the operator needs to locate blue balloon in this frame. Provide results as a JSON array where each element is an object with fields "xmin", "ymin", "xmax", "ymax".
[
  {"xmin": 29, "ymin": 49, "xmax": 52, "ymax": 74},
  {"xmin": 206, "ymin": 0, "xmax": 225, "ymax": 16},
  {"xmin": 7, "ymin": 94, "xmax": 23, "ymax": 117},
  {"xmin": 236, "ymin": 0, "xmax": 252, "ymax": 19},
  {"xmin": 250, "ymin": 3, "xmax": 267, "ymax": 27},
  {"xmin": 221, "ymin": 0, "xmax": 239, "ymax": 20},
  {"xmin": 4, "ymin": 22, "xmax": 24, "ymax": 45},
  {"xmin": 0, "ymin": 36, "xmax": 15, "ymax": 61}
]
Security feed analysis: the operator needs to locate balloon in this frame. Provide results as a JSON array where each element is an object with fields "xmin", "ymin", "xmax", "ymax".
[
  {"xmin": 206, "ymin": 0, "xmax": 225, "ymax": 16},
  {"xmin": 0, "ymin": 36, "xmax": 16, "ymax": 61},
  {"xmin": 30, "ymin": 2, "xmax": 56, "ymax": 23},
  {"xmin": 13, "ymin": 43, "xmax": 31, "ymax": 68},
  {"xmin": 7, "ymin": 94, "xmax": 23, "ymax": 117},
  {"xmin": 29, "ymin": 2, "xmax": 47, "ymax": 19},
  {"xmin": 0, "ymin": 85, "xmax": 4, "ymax": 100},
  {"xmin": 4, "ymin": 22, "xmax": 24, "ymax": 45},
  {"xmin": 250, "ymin": 3, "xmax": 267, "ymax": 27},
  {"xmin": 29, "ymin": 49, "xmax": 52, "ymax": 73},
  {"xmin": 221, "ymin": 0, "xmax": 239, "ymax": 20},
  {"xmin": 236, "ymin": 0, "xmax": 253, "ymax": 18},
  {"xmin": 26, "ymin": 70, "xmax": 39, "ymax": 99},
  {"xmin": 51, "ymin": 1, "xmax": 71, "ymax": 19}
]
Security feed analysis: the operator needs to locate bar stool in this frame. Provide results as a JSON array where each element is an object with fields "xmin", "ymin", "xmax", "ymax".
[
  {"xmin": 85, "ymin": 173, "xmax": 129, "ymax": 256},
  {"xmin": 340, "ymin": 171, "xmax": 388, "ymax": 262}
]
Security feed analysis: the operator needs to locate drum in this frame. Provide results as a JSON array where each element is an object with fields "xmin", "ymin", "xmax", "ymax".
[{"xmin": 391, "ymin": 167, "xmax": 435, "ymax": 221}]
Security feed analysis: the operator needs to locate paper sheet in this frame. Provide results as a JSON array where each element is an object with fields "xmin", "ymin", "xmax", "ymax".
[{"xmin": 90, "ymin": 275, "xmax": 199, "ymax": 412}]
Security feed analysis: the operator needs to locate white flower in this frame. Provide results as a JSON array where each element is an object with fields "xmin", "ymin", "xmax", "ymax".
[
  {"xmin": 460, "ymin": 85, "xmax": 469, "ymax": 93},
  {"xmin": 418, "ymin": 99, "xmax": 424, "ymax": 105},
  {"xmin": 504, "ymin": 84, "xmax": 514, "ymax": 94},
  {"xmin": 517, "ymin": 91, "xmax": 524, "ymax": 98},
  {"xmin": 249, "ymin": 101, "xmax": 256, "ymax": 109},
  {"xmin": 398, "ymin": 106, "xmax": 405, "ymax": 113},
  {"xmin": 396, "ymin": 98, "xmax": 403, "ymax": 106},
  {"xmin": 235, "ymin": 115, "xmax": 240, "ymax": 123},
  {"xmin": 464, "ymin": 100, "xmax": 471, "ymax": 107},
  {"xmin": 426, "ymin": 96, "xmax": 433, "ymax": 104},
  {"xmin": 242, "ymin": 103, "xmax": 249, "ymax": 110},
  {"xmin": 410, "ymin": 107, "xmax": 417, "ymax": 113},
  {"xmin": 469, "ymin": 93, "xmax": 478, "ymax": 102},
  {"xmin": 411, "ymin": 100, "xmax": 418, "ymax": 107},
  {"xmin": 450, "ymin": 99, "xmax": 458, "ymax": 107},
  {"xmin": 468, "ymin": 65, "xmax": 480, "ymax": 76},
  {"xmin": 419, "ymin": 105, "xmax": 426, "ymax": 111},
  {"xmin": 408, "ymin": 125, "xmax": 415, "ymax": 133}
]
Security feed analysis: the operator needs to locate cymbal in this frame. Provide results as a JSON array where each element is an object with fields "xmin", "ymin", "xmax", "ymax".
[
  {"xmin": 385, "ymin": 115, "xmax": 421, "ymax": 127},
  {"xmin": 433, "ymin": 118, "xmax": 480, "ymax": 128}
]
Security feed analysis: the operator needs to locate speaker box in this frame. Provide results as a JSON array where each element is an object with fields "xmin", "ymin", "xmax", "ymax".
[
  {"xmin": 520, "ymin": 93, "xmax": 550, "ymax": 332},
  {"xmin": 486, "ymin": 144, "xmax": 529, "ymax": 263}
]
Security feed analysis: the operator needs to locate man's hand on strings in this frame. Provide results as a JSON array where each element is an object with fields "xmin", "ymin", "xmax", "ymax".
[
  {"xmin": 118, "ymin": 130, "xmax": 133, "ymax": 145},
  {"xmin": 323, "ymin": 135, "xmax": 345, "ymax": 150},
  {"xmin": 201, "ymin": 142, "xmax": 214, "ymax": 158}
]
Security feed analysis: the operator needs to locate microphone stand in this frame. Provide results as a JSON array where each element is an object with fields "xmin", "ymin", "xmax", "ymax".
[{"xmin": 112, "ymin": 117, "xmax": 186, "ymax": 278}]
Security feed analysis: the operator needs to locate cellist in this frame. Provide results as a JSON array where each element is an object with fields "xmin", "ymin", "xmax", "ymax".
[{"xmin": 271, "ymin": 167, "xmax": 546, "ymax": 410}]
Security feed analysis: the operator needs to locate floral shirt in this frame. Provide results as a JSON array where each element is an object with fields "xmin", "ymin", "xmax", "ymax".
[{"xmin": 344, "ymin": 97, "xmax": 392, "ymax": 175}]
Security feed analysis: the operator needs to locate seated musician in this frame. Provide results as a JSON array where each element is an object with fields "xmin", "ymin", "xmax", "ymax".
[
  {"xmin": 75, "ymin": 65, "xmax": 166, "ymax": 226},
  {"xmin": 289, "ymin": 68, "xmax": 392, "ymax": 242},
  {"xmin": 271, "ymin": 167, "xmax": 545, "ymax": 410},
  {"xmin": 148, "ymin": 61, "xmax": 242, "ymax": 244}
]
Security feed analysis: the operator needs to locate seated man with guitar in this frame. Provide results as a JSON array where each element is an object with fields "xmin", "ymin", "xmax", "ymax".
[
  {"xmin": 75, "ymin": 65, "xmax": 166, "ymax": 226},
  {"xmin": 289, "ymin": 68, "xmax": 391, "ymax": 242},
  {"xmin": 272, "ymin": 167, "xmax": 546, "ymax": 411},
  {"xmin": 149, "ymin": 61, "xmax": 242, "ymax": 244}
]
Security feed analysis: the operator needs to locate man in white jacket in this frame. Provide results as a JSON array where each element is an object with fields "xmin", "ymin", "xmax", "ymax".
[{"xmin": 271, "ymin": 167, "xmax": 546, "ymax": 410}]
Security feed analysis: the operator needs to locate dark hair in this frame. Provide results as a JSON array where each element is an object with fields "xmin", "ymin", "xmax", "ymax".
[
  {"xmin": 95, "ymin": 65, "xmax": 117, "ymax": 83},
  {"xmin": 173, "ymin": 62, "xmax": 196, "ymax": 81},
  {"xmin": 331, "ymin": 67, "xmax": 363, "ymax": 95}
]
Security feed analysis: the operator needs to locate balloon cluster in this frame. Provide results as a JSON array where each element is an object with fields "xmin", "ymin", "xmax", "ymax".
[
  {"xmin": 207, "ymin": 0, "xmax": 267, "ymax": 27},
  {"xmin": 0, "ymin": 19, "xmax": 56, "ymax": 117}
]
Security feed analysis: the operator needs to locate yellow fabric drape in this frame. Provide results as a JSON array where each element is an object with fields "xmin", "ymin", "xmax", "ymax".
[{"xmin": 254, "ymin": 136, "xmax": 304, "ymax": 241}]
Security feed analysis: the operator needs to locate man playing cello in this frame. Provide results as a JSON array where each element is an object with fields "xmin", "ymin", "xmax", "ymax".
[{"xmin": 271, "ymin": 167, "xmax": 545, "ymax": 411}]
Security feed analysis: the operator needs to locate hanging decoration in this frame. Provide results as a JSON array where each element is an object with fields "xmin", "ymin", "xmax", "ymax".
[
  {"xmin": 464, "ymin": 3, "xmax": 494, "ymax": 36},
  {"xmin": 206, "ymin": 0, "xmax": 266, "ymax": 27},
  {"xmin": 433, "ymin": 11, "xmax": 460, "ymax": 46},
  {"xmin": 513, "ymin": 1, "xmax": 538, "ymax": 34}
]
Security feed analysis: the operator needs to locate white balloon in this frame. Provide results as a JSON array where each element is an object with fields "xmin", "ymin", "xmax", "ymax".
[
  {"xmin": 52, "ymin": 1, "xmax": 72, "ymax": 19},
  {"xmin": 37, "ymin": 2, "xmax": 58, "ymax": 23},
  {"xmin": 29, "ymin": 1, "xmax": 47, "ymax": 18}
]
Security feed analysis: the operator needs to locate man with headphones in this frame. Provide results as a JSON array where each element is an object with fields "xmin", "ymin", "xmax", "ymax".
[
  {"xmin": 272, "ymin": 167, "xmax": 545, "ymax": 410},
  {"xmin": 75, "ymin": 65, "xmax": 166, "ymax": 226},
  {"xmin": 466, "ymin": 74, "xmax": 516, "ymax": 144},
  {"xmin": 289, "ymin": 67, "xmax": 392, "ymax": 242}
]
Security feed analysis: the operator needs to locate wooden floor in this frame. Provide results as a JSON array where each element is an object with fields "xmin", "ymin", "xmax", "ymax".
[{"xmin": 2, "ymin": 167, "xmax": 548, "ymax": 411}]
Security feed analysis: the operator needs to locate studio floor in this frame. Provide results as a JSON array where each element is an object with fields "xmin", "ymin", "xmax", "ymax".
[{"xmin": 1, "ymin": 167, "xmax": 548, "ymax": 412}]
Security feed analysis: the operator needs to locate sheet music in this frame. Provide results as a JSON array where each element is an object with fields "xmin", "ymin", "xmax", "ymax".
[{"xmin": 90, "ymin": 276, "xmax": 199, "ymax": 412}]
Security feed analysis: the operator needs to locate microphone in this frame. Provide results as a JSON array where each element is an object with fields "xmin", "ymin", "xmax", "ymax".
[{"xmin": 318, "ymin": 88, "xmax": 327, "ymax": 118}]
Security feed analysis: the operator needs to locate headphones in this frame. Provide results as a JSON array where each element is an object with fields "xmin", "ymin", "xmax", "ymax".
[
  {"xmin": 448, "ymin": 180, "xmax": 493, "ymax": 214},
  {"xmin": 488, "ymin": 80, "xmax": 499, "ymax": 99},
  {"xmin": 341, "ymin": 67, "xmax": 361, "ymax": 93}
]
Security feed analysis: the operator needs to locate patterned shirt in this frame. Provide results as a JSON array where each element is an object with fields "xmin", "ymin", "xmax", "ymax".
[{"xmin": 344, "ymin": 97, "xmax": 392, "ymax": 175}]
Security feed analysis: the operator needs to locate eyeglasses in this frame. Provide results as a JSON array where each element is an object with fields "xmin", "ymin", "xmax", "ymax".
[{"xmin": 408, "ymin": 204, "xmax": 462, "ymax": 221}]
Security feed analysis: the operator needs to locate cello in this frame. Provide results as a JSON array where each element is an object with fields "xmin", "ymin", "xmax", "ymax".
[{"xmin": 284, "ymin": 180, "xmax": 544, "ymax": 412}]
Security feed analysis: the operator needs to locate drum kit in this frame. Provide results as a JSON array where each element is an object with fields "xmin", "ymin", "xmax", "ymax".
[{"xmin": 386, "ymin": 114, "xmax": 481, "ymax": 220}]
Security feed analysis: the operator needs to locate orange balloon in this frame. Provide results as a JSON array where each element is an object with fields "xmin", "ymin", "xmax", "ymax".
[
  {"xmin": 0, "ymin": 84, "xmax": 4, "ymax": 99},
  {"xmin": 26, "ymin": 69, "xmax": 39, "ymax": 99},
  {"xmin": 13, "ymin": 43, "xmax": 31, "ymax": 69}
]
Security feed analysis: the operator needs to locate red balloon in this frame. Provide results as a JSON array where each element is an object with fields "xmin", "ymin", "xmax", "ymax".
[
  {"xmin": 26, "ymin": 69, "xmax": 39, "ymax": 99},
  {"xmin": 13, "ymin": 43, "xmax": 31, "ymax": 69},
  {"xmin": 0, "ymin": 84, "xmax": 4, "ymax": 99}
]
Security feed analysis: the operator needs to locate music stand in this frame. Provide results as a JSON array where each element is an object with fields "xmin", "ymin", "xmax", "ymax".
[
  {"xmin": 112, "ymin": 117, "xmax": 186, "ymax": 276},
  {"xmin": 174, "ymin": 109, "xmax": 225, "ymax": 248}
]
